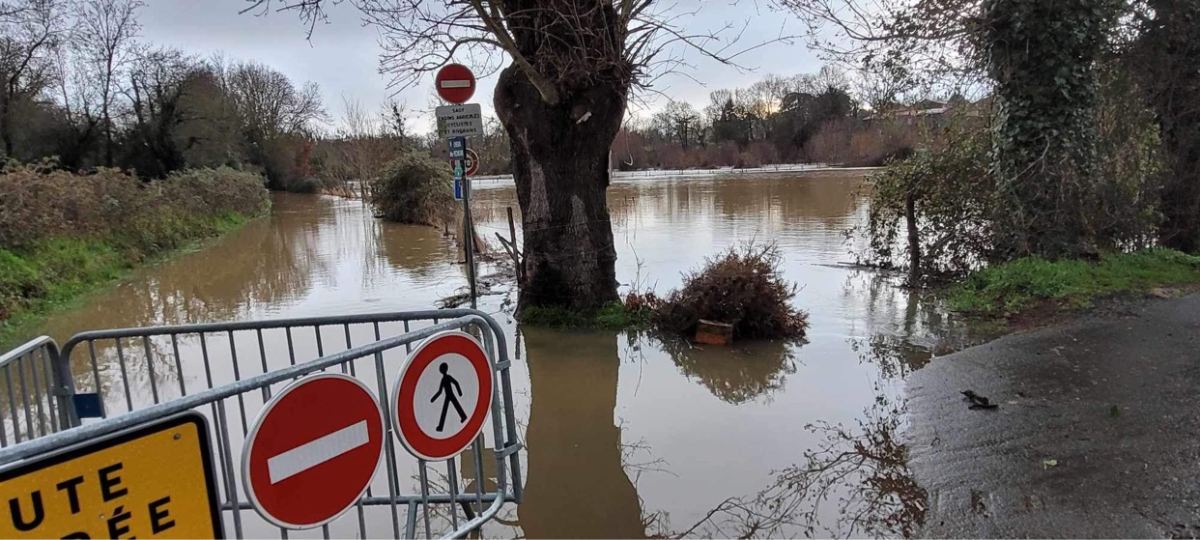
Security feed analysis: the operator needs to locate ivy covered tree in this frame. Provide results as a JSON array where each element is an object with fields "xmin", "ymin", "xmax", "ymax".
[{"xmin": 984, "ymin": 0, "xmax": 1118, "ymax": 258}]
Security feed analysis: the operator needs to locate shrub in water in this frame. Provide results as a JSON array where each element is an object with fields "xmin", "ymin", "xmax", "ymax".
[
  {"xmin": 369, "ymin": 149, "xmax": 457, "ymax": 228},
  {"xmin": 655, "ymin": 243, "xmax": 808, "ymax": 340}
]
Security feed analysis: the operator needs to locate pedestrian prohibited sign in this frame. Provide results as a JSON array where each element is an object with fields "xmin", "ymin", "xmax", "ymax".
[
  {"xmin": 0, "ymin": 412, "xmax": 221, "ymax": 538},
  {"xmin": 391, "ymin": 331, "xmax": 494, "ymax": 461},
  {"xmin": 242, "ymin": 374, "xmax": 385, "ymax": 529}
]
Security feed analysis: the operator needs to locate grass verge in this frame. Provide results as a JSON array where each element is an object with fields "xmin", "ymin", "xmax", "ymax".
[
  {"xmin": 520, "ymin": 301, "xmax": 654, "ymax": 331},
  {"xmin": 0, "ymin": 212, "xmax": 256, "ymax": 348},
  {"xmin": 948, "ymin": 248, "xmax": 1200, "ymax": 316}
]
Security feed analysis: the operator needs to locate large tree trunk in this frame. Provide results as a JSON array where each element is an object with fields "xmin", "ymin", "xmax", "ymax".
[
  {"xmin": 495, "ymin": 64, "xmax": 625, "ymax": 314},
  {"xmin": 984, "ymin": 0, "xmax": 1111, "ymax": 259}
]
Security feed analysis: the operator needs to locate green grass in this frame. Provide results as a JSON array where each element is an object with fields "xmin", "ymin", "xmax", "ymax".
[
  {"xmin": 520, "ymin": 301, "xmax": 654, "ymax": 330},
  {"xmin": 948, "ymin": 248, "xmax": 1200, "ymax": 316},
  {"xmin": 0, "ymin": 212, "xmax": 256, "ymax": 348}
]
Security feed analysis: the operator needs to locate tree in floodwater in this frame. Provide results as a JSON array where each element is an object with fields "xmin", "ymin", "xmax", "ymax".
[
  {"xmin": 783, "ymin": 0, "xmax": 1133, "ymax": 261},
  {"xmin": 245, "ymin": 0, "xmax": 769, "ymax": 313}
]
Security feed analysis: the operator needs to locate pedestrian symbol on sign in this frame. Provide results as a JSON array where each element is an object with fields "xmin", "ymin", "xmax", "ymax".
[
  {"xmin": 431, "ymin": 363, "xmax": 467, "ymax": 431},
  {"xmin": 392, "ymin": 331, "xmax": 495, "ymax": 461}
]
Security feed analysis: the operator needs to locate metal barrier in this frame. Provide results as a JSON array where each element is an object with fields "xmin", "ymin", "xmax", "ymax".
[
  {"xmin": 0, "ymin": 336, "xmax": 70, "ymax": 447},
  {"xmin": 0, "ymin": 309, "xmax": 523, "ymax": 539}
]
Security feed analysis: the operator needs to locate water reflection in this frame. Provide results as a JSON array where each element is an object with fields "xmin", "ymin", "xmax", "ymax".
[
  {"xmin": 684, "ymin": 393, "xmax": 926, "ymax": 538},
  {"xmin": 518, "ymin": 328, "xmax": 646, "ymax": 538},
  {"xmin": 658, "ymin": 336, "xmax": 799, "ymax": 404}
]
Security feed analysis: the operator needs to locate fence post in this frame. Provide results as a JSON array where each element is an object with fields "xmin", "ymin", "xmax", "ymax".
[{"xmin": 49, "ymin": 343, "xmax": 80, "ymax": 428}]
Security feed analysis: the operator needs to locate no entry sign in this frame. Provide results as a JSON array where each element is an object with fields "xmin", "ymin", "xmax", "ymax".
[
  {"xmin": 435, "ymin": 63, "xmax": 476, "ymax": 104},
  {"xmin": 451, "ymin": 148, "xmax": 480, "ymax": 178},
  {"xmin": 391, "ymin": 332, "xmax": 494, "ymax": 461},
  {"xmin": 242, "ymin": 374, "xmax": 384, "ymax": 529}
]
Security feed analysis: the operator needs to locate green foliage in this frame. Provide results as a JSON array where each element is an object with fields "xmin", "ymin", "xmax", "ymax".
[
  {"xmin": 948, "ymin": 248, "xmax": 1200, "ymax": 315},
  {"xmin": 0, "ymin": 165, "xmax": 269, "ymax": 331},
  {"xmin": 519, "ymin": 299, "xmax": 654, "ymax": 330},
  {"xmin": 654, "ymin": 243, "xmax": 809, "ymax": 340},
  {"xmin": 1091, "ymin": 63, "xmax": 1164, "ymax": 248},
  {"xmin": 862, "ymin": 68, "xmax": 1163, "ymax": 284},
  {"xmin": 1124, "ymin": 0, "xmax": 1200, "ymax": 252},
  {"xmin": 862, "ymin": 120, "xmax": 994, "ymax": 281},
  {"xmin": 369, "ymin": 149, "xmax": 457, "ymax": 228}
]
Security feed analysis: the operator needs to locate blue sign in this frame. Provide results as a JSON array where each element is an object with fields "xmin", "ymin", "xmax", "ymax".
[
  {"xmin": 454, "ymin": 178, "xmax": 463, "ymax": 201},
  {"xmin": 448, "ymin": 136, "xmax": 467, "ymax": 160}
]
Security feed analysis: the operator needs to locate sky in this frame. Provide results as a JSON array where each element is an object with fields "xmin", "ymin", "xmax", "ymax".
[{"xmin": 139, "ymin": 1, "xmax": 828, "ymax": 133}]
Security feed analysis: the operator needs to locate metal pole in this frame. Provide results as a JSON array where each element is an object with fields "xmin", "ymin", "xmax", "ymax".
[
  {"xmin": 507, "ymin": 206, "xmax": 522, "ymax": 284},
  {"xmin": 462, "ymin": 138, "xmax": 478, "ymax": 309}
]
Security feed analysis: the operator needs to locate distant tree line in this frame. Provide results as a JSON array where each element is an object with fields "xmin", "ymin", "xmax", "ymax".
[
  {"xmin": 613, "ymin": 67, "xmax": 937, "ymax": 170},
  {"xmin": 0, "ymin": 0, "xmax": 328, "ymax": 191}
]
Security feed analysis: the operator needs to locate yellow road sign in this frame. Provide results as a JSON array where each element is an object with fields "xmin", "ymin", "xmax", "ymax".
[{"xmin": 0, "ymin": 412, "xmax": 222, "ymax": 538}]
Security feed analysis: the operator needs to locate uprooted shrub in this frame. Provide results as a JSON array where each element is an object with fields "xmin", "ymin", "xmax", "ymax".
[
  {"xmin": 369, "ymin": 149, "xmax": 457, "ymax": 228},
  {"xmin": 653, "ymin": 243, "xmax": 808, "ymax": 340}
]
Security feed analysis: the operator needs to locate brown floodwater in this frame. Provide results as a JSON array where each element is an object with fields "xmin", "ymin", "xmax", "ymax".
[{"xmin": 26, "ymin": 171, "xmax": 981, "ymax": 538}]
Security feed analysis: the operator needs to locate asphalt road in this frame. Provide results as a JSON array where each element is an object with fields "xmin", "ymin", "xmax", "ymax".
[{"xmin": 905, "ymin": 294, "xmax": 1200, "ymax": 538}]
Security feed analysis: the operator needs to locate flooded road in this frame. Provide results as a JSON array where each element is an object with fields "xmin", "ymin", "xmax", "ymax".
[{"xmin": 28, "ymin": 171, "xmax": 979, "ymax": 538}]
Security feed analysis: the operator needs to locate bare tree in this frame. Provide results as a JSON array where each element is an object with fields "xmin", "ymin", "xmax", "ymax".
[
  {"xmin": 221, "ymin": 60, "xmax": 325, "ymax": 189},
  {"xmin": 777, "ymin": 0, "xmax": 986, "ymax": 95},
  {"xmin": 75, "ymin": 0, "xmax": 143, "ymax": 167},
  {"xmin": 653, "ymin": 100, "xmax": 700, "ymax": 149},
  {"xmin": 224, "ymin": 61, "xmax": 324, "ymax": 143},
  {"xmin": 244, "ymin": 0, "xmax": 785, "ymax": 313},
  {"xmin": 50, "ymin": 39, "xmax": 101, "ymax": 168},
  {"xmin": 0, "ymin": 0, "xmax": 69, "ymax": 157},
  {"xmin": 322, "ymin": 95, "xmax": 406, "ymax": 196}
]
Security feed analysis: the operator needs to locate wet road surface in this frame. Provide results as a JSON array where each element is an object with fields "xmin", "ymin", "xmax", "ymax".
[{"xmin": 906, "ymin": 294, "xmax": 1200, "ymax": 538}]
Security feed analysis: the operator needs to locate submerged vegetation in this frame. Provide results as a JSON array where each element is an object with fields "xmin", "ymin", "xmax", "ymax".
[
  {"xmin": 0, "ymin": 165, "xmax": 269, "ymax": 339},
  {"xmin": 522, "ymin": 243, "xmax": 809, "ymax": 343},
  {"xmin": 367, "ymin": 150, "xmax": 457, "ymax": 228}
]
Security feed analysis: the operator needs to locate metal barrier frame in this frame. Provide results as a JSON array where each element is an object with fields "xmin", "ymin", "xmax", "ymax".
[
  {"xmin": 0, "ymin": 335, "xmax": 70, "ymax": 446},
  {"xmin": 0, "ymin": 309, "xmax": 523, "ymax": 539}
]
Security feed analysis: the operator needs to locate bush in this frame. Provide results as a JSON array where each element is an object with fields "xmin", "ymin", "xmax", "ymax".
[
  {"xmin": 369, "ymin": 150, "xmax": 457, "ymax": 227},
  {"xmin": 860, "ymin": 121, "xmax": 995, "ymax": 282},
  {"xmin": 0, "ymin": 165, "xmax": 270, "ymax": 327},
  {"xmin": 860, "ymin": 66, "xmax": 1164, "ymax": 285},
  {"xmin": 0, "ymin": 165, "xmax": 269, "ymax": 249},
  {"xmin": 654, "ymin": 243, "xmax": 808, "ymax": 340}
]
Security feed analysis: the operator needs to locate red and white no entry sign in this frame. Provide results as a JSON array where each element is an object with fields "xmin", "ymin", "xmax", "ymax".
[
  {"xmin": 242, "ymin": 374, "xmax": 385, "ymax": 529},
  {"xmin": 435, "ymin": 63, "xmax": 476, "ymax": 104},
  {"xmin": 391, "ymin": 331, "xmax": 494, "ymax": 461}
]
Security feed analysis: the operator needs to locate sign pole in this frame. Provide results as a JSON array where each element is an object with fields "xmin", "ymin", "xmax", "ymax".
[
  {"xmin": 462, "ymin": 143, "xmax": 477, "ymax": 309},
  {"xmin": 436, "ymin": 64, "xmax": 481, "ymax": 309}
]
